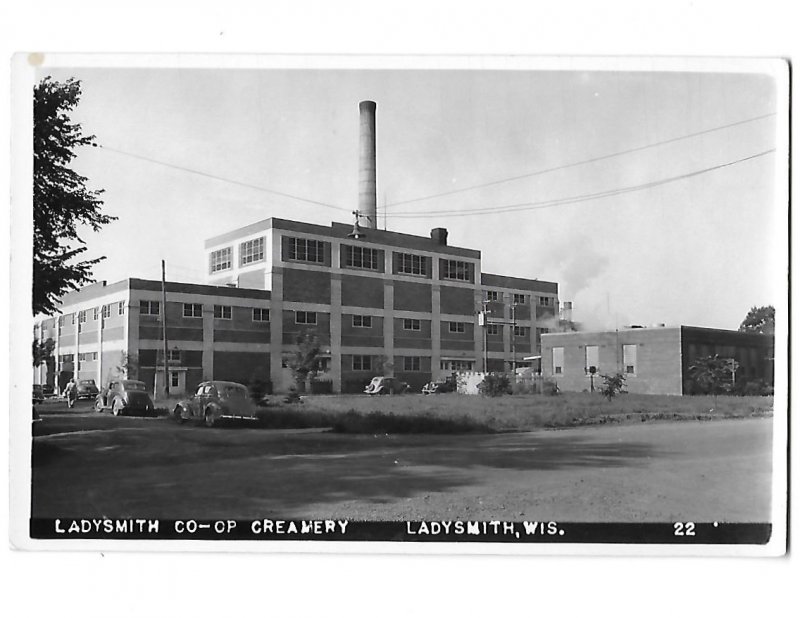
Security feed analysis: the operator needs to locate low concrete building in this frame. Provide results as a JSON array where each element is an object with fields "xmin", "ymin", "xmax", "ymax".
[{"xmin": 541, "ymin": 325, "xmax": 774, "ymax": 396}]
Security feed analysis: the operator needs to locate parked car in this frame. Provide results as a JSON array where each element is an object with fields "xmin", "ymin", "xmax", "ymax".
[
  {"xmin": 95, "ymin": 380, "xmax": 155, "ymax": 416},
  {"xmin": 77, "ymin": 379, "xmax": 100, "ymax": 400},
  {"xmin": 32, "ymin": 384, "xmax": 44, "ymax": 404},
  {"xmin": 364, "ymin": 376, "xmax": 409, "ymax": 395},
  {"xmin": 421, "ymin": 378, "xmax": 457, "ymax": 395},
  {"xmin": 42, "ymin": 384, "xmax": 54, "ymax": 396},
  {"xmin": 173, "ymin": 381, "xmax": 257, "ymax": 427}
]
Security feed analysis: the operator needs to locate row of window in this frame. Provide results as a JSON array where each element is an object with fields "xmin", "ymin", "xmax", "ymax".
[
  {"xmin": 209, "ymin": 237, "xmax": 267, "ymax": 274},
  {"xmin": 551, "ymin": 345, "xmax": 638, "ymax": 376},
  {"xmin": 485, "ymin": 291, "xmax": 554, "ymax": 306},
  {"xmin": 57, "ymin": 302, "xmax": 125, "ymax": 327},
  {"xmin": 77, "ymin": 352, "xmax": 98, "ymax": 362},
  {"xmin": 351, "ymin": 355, "xmax": 424, "ymax": 372},
  {"xmin": 140, "ymin": 301, "xmax": 271, "ymax": 323},
  {"xmin": 486, "ymin": 324, "xmax": 531, "ymax": 337}
]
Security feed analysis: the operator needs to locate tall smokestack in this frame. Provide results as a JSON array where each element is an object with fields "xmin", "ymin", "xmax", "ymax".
[
  {"xmin": 561, "ymin": 301, "xmax": 573, "ymax": 323},
  {"xmin": 358, "ymin": 100, "xmax": 377, "ymax": 228}
]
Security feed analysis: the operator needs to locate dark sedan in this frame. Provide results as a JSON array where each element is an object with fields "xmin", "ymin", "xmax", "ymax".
[
  {"xmin": 95, "ymin": 380, "xmax": 155, "ymax": 416},
  {"xmin": 77, "ymin": 379, "xmax": 100, "ymax": 400},
  {"xmin": 173, "ymin": 381, "xmax": 257, "ymax": 427}
]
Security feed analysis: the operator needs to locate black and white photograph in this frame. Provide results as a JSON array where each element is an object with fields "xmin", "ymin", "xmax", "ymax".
[{"xmin": 11, "ymin": 54, "xmax": 787, "ymax": 555}]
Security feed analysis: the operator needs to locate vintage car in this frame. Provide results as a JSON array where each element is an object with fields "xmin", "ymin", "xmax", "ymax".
[
  {"xmin": 95, "ymin": 380, "xmax": 155, "ymax": 416},
  {"xmin": 77, "ymin": 378, "xmax": 100, "ymax": 400},
  {"xmin": 173, "ymin": 381, "xmax": 257, "ymax": 427},
  {"xmin": 421, "ymin": 378, "xmax": 457, "ymax": 395},
  {"xmin": 364, "ymin": 376, "xmax": 409, "ymax": 396}
]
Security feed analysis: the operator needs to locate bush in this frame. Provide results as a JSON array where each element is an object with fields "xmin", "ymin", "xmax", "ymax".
[
  {"xmin": 478, "ymin": 373, "xmax": 511, "ymax": 397},
  {"xmin": 599, "ymin": 373, "xmax": 627, "ymax": 400}
]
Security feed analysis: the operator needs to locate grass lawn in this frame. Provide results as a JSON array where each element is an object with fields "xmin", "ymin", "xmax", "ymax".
[{"xmin": 258, "ymin": 391, "xmax": 774, "ymax": 433}]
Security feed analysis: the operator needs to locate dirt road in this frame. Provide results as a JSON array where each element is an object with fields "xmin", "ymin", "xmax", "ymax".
[{"xmin": 31, "ymin": 408, "xmax": 773, "ymax": 522}]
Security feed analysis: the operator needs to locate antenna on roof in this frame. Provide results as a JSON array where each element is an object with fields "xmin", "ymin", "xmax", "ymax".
[{"xmin": 347, "ymin": 210, "xmax": 371, "ymax": 239}]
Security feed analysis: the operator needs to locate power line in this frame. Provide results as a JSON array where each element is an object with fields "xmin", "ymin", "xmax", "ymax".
[
  {"xmin": 93, "ymin": 144, "xmax": 351, "ymax": 213},
  {"xmin": 386, "ymin": 112, "xmax": 777, "ymax": 208},
  {"xmin": 383, "ymin": 149, "xmax": 776, "ymax": 219}
]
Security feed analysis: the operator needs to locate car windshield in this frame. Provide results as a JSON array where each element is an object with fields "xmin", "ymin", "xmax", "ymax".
[
  {"xmin": 220, "ymin": 385, "xmax": 247, "ymax": 398},
  {"xmin": 79, "ymin": 380, "xmax": 95, "ymax": 386},
  {"xmin": 122, "ymin": 381, "xmax": 147, "ymax": 392}
]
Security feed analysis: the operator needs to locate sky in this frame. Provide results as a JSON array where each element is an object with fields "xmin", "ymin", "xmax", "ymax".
[{"xmin": 41, "ymin": 62, "xmax": 783, "ymax": 330}]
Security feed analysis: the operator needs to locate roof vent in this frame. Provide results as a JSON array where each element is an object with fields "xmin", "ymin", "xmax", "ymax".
[{"xmin": 431, "ymin": 228, "xmax": 448, "ymax": 245}]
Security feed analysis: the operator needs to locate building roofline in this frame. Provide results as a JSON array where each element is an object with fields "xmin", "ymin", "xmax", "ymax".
[{"xmin": 481, "ymin": 272, "xmax": 558, "ymax": 294}]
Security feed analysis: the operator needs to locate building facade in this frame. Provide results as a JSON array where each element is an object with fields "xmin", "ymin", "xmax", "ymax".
[
  {"xmin": 540, "ymin": 325, "xmax": 774, "ymax": 396},
  {"xmin": 34, "ymin": 218, "xmax": 559, "ymax": 395}
]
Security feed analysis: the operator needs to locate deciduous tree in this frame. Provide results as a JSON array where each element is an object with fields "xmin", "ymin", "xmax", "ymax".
[
  {"xmin": 738, "ymin": 305, "xmax": 775, "ymax": 335},
  {"xmin": 33, "ymin": 77, "xmax": 115, "ymax": 315}
]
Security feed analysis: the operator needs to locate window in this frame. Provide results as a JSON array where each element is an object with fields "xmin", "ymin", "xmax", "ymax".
[
  {"xmin": 536, "ymin": 327, "xmax": 550, "ymax": 336},
  {"xmin": 296, "ymin": 311, "xmax": 317, "ymax": 325},
  {"xmin": 58, "ymin": 316, "xmax": 64, "ymax": 327},
  {"xmin": 140, "ymin": 300, "xmax": 160, "ymax": 316},
  {"xmin": 240, "ymin": 237, "xmax": 265, "ymax": 266},
  {"xmin": 485, "ymin": 290, "xmax": 500, "ymax": 302},
  {"xmin": 538, "ymin": 296, "xmax": 553, "ymax": 307},
  {"xmin": 403, "ymin": 318, "xmax": 421, "ymax": 331},
  {"xmin": 441, "ymin": 259, "xmax": 472, "ymax": 282},
  {"xmin": 352, "ymin": 315, "xmax": 372, "ymax": 328},
  {"xmin": 170, "ymin": 372, "xmax": 179, "ymax": 388},
  {"xmin": 514, "ymin": 326, "xmax": 529, "ymax": 337},
  {"xmin": 78, "ymin": 352, "xmax": 98, "ymax": 362},
  {"xmin": 345, "ymin": 245, "xmax": 380, "ymax": 270},
  {"xmin": 209, "ymin": 247, "xmax": 232, "ymax": 273},
  {"xmin": 93, "ymin": 307, "xmax": 99, "ymax": 320},
  {"xmin": 253, "ymin": 308, "xmax": 270, "ymax": 322},
  {"xmin": 441, "ymin": 359, "xmax": 475, "ymax": 371},
  {"xmin": 183, "ymin": 303, "xmax": 203, "ymax": 318},
  {"xmin": 487, "ymin": 323, "xmax": 500, "ymax": 336},
  {"xmin": 78, "ymin": 310, "xmax": 87, "ymax": 323},
  {"xmin": 102, "ymin": 304, "xmax": 111, "ymax": 319},
  {"xmin": 449, "ymin": 321, "xmax": 466, "ymax": 333},
  {"xmin": 395, "ymin": 252, "xmax": 426, "ymax": 276},
  {"xmin": 553, "ymin": 347, "xmax": 564, "ymax": 375},
  {"xmin": 213, "ymin": 305, "xmax": 232, "ymax": 319},
  {"xmin": 403, "ymin": 356, "xmax": 421, "ymax": 372},
  {"xmin": 513, "ymin": 293, "xmax": 528, "ymax": 305},
  {"xmin": 168, "ymin": 350, "xmax": 181, "ymax": 362},
  {"xmin": 118, "ymin": 301, "xmax": 125, "ymax": 315},
  {"xmin": 623, "ymin": 344, "xmax": 637, "ymax": 375},
  {"xmin": 352, "ymin": 355, "xmax": 372, "ymax": 371},
  {"xmin": 286, "ymin": 237, "xmax": 326, "ymax": 263},
  {"xmin": 585, "ymin": 345, "xmax": 599, "ymax": 375}
]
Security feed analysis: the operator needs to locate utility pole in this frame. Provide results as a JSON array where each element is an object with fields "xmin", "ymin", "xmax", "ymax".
[
  {"xmin": 161, "ymin": 259, "xmax": 170, "ymax": 399},
  {"xmin": 511, "ymin": 303, "xmax": 517, "ymax": 375},
  {"xmin": 479, "ymin": 300, "xmax": 491, "ymax": 372}
]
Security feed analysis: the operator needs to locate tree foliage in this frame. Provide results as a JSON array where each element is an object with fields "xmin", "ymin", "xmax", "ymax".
[
  {"xmin": 33, "ymin": 77, "xmax": 115, "ymax": 315},
  {"xmin": 287, "ymin": 329, "xmax": 322, "ymax": 389},
  {"xmin": 688, "ymin": 354, "xmax": 737, "ymax": 404},
  {"xmin": 599, "ymin": 373, "xmax": 626, "ymax": 400},
  {"xmin": 32, "ymin": 338, "xmax": 55, "ymax": 368},
  {"xmin": 478, "ymin": 373, "xmax": 511, "ymax": 397},
  {"xmin": 738, "ymin": 305, "xmax": 775, "ymax": 335}
]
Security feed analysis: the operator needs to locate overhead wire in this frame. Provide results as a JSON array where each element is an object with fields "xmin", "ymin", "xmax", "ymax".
[
  {"xmin": 382, "ymin": 148, "xmax": 776, "ymax": 219},
  {"xmin": 385, "ymin": 112, "xmax": 777, "ymax": 208}
]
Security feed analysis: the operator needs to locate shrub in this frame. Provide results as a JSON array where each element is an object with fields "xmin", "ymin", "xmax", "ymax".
[
  {"xmin": 330, "ymin": 410, "xmax": 493, "ymax": 434},
  {"xmin": 478, "ymin": 373, "xmax": 511, "ymax": 397},
  {"xmin": 599, "ymin": 373, "xmax": 627, "ymax": 400},
  {"xmin": 309, "ymin": 378, "xmax": 333, "ymax": 394}
]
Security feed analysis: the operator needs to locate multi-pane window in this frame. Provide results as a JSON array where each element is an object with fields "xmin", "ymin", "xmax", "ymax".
[
  {"xmin": 513, "ymin": 326, "xmax": 529, "ymax": 337},
  {"xmin": 209, "ymin": 247, "xmax": 232, "ymax": 273},
  {"xmin": 352, "ymin": 315, "xmax": 372, "ymax": 328},
  {"xmin": 102, "ymin": 304, "xmax": 111, "ymax": 319},
  {"xmin": 78, "ymin": 352, "xmax": 98, "ymax": 361},
  {"xmin": 352, "ymin": 355, "xmax": 372, "ymax": 371},
  {"xmin": 58, "ymin": 316, "xmax": 64, "ymax": 327},
  {"xmin": 286, "ymin": 237, "xmax": 325, "ymax": 263},
  {"xmin": 171, "ymin": 372, "xmax": 179, "ymax": 388},
  {"xmin": 487, "ymin": 323, "xmax": 501, "ymax": 336},
  {"xmin": 403, "ymin": 356, "xmax": 421, "ymax": 372},
  {"xmin": 168, "ymin": 349, "xmax": 181, "ymax": 362},
  {"xmin": 441, "ymin": 259, "xmax": 472, "ymax": 282},
  {"xmin": 213, "ymin": 305, "xmax": 232, "ymax": 319},
  {"xmin": 183, "ymin": 303, "xmax": 203, "ymax": 318},
  {"xmin": 296, "ymin": 311, "xmax": 317, "ymax": 325},
  {"xmin": 441, "ymin": 359, "xmax": 475, "ymax": 371},
  {"xmin": 93, "ymin": 307, "xmax": 99, "ymax": 320},
  {"xmin": 449, "ymin": 321, "xmax": 466, "ymax": 333},
  {"xmin": 538, "ymin": 296, "xmax": 553, "ymax": 307},
  {"xmin": 623, "ymin": 344, "xmax": 637, "ymax": 375},
  {"xmin": 345, "ymin": 245, "xmax": 380, "ymax": 270},
  {"xmin": 486, "ymin": 290, "xmax": 500, "ymax": 302},
  {"xmin": 78, "ymin": 310, "xmax": 87, "ymax": 323},
  {"xmin": 118, "ymin": 301, "xmax": 125, "ymax": 315},
  {"xmin": 140, "ymin": 300, "xmax": 160, "ymax": 315},
  {"xmin": 585, "ymin": 345, "xmax": 600, "ymax": 375},
  {"xmin": 403, "ymin": 318, "xmax": 421, "ymax": 331},
  {"xmin": 513, "ymin": 293, "xmax": 528, "ymax": 305},
  {"xmin": 253, "ymin": 308, "xmax": 270, "ymax": 322},
  {"xmin": 240, "ymin": 237, "xmax": 265, "ymax": 266},
  {"xmin": 395, "ymin": 252, "xmax": 426, "ymax": 276},
  {"xmin": 553, "ymin": 347, "xmax": 564, "ymax": 375}
]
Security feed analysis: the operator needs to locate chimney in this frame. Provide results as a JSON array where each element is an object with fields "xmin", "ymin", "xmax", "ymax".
[
  {"xmin": 560, "ymin": 301, "xmax": 573, "ymax": 322},
  {"xmin": 358, "ymin": 100, "xmax": 377, "ymax": 229},
  {"xmin": 431, "ymin": 227, "xmax": 448, "ymax": 245}
]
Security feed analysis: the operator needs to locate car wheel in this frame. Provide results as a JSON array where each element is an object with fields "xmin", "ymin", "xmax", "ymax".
[
  {"xmin": 112, "ymin": 398, "xmax": 124, "ymax": 416},
  {"xmin": 94, "ymin": 398, "xmax": 104, "ymax": 413},
  {"xmin": 173, "ymin": 406, "xmax": 186, "ymax": 424},
  {"xmin": 204, "ymin": 407, "xmax": 218, "ymax": 428}
]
